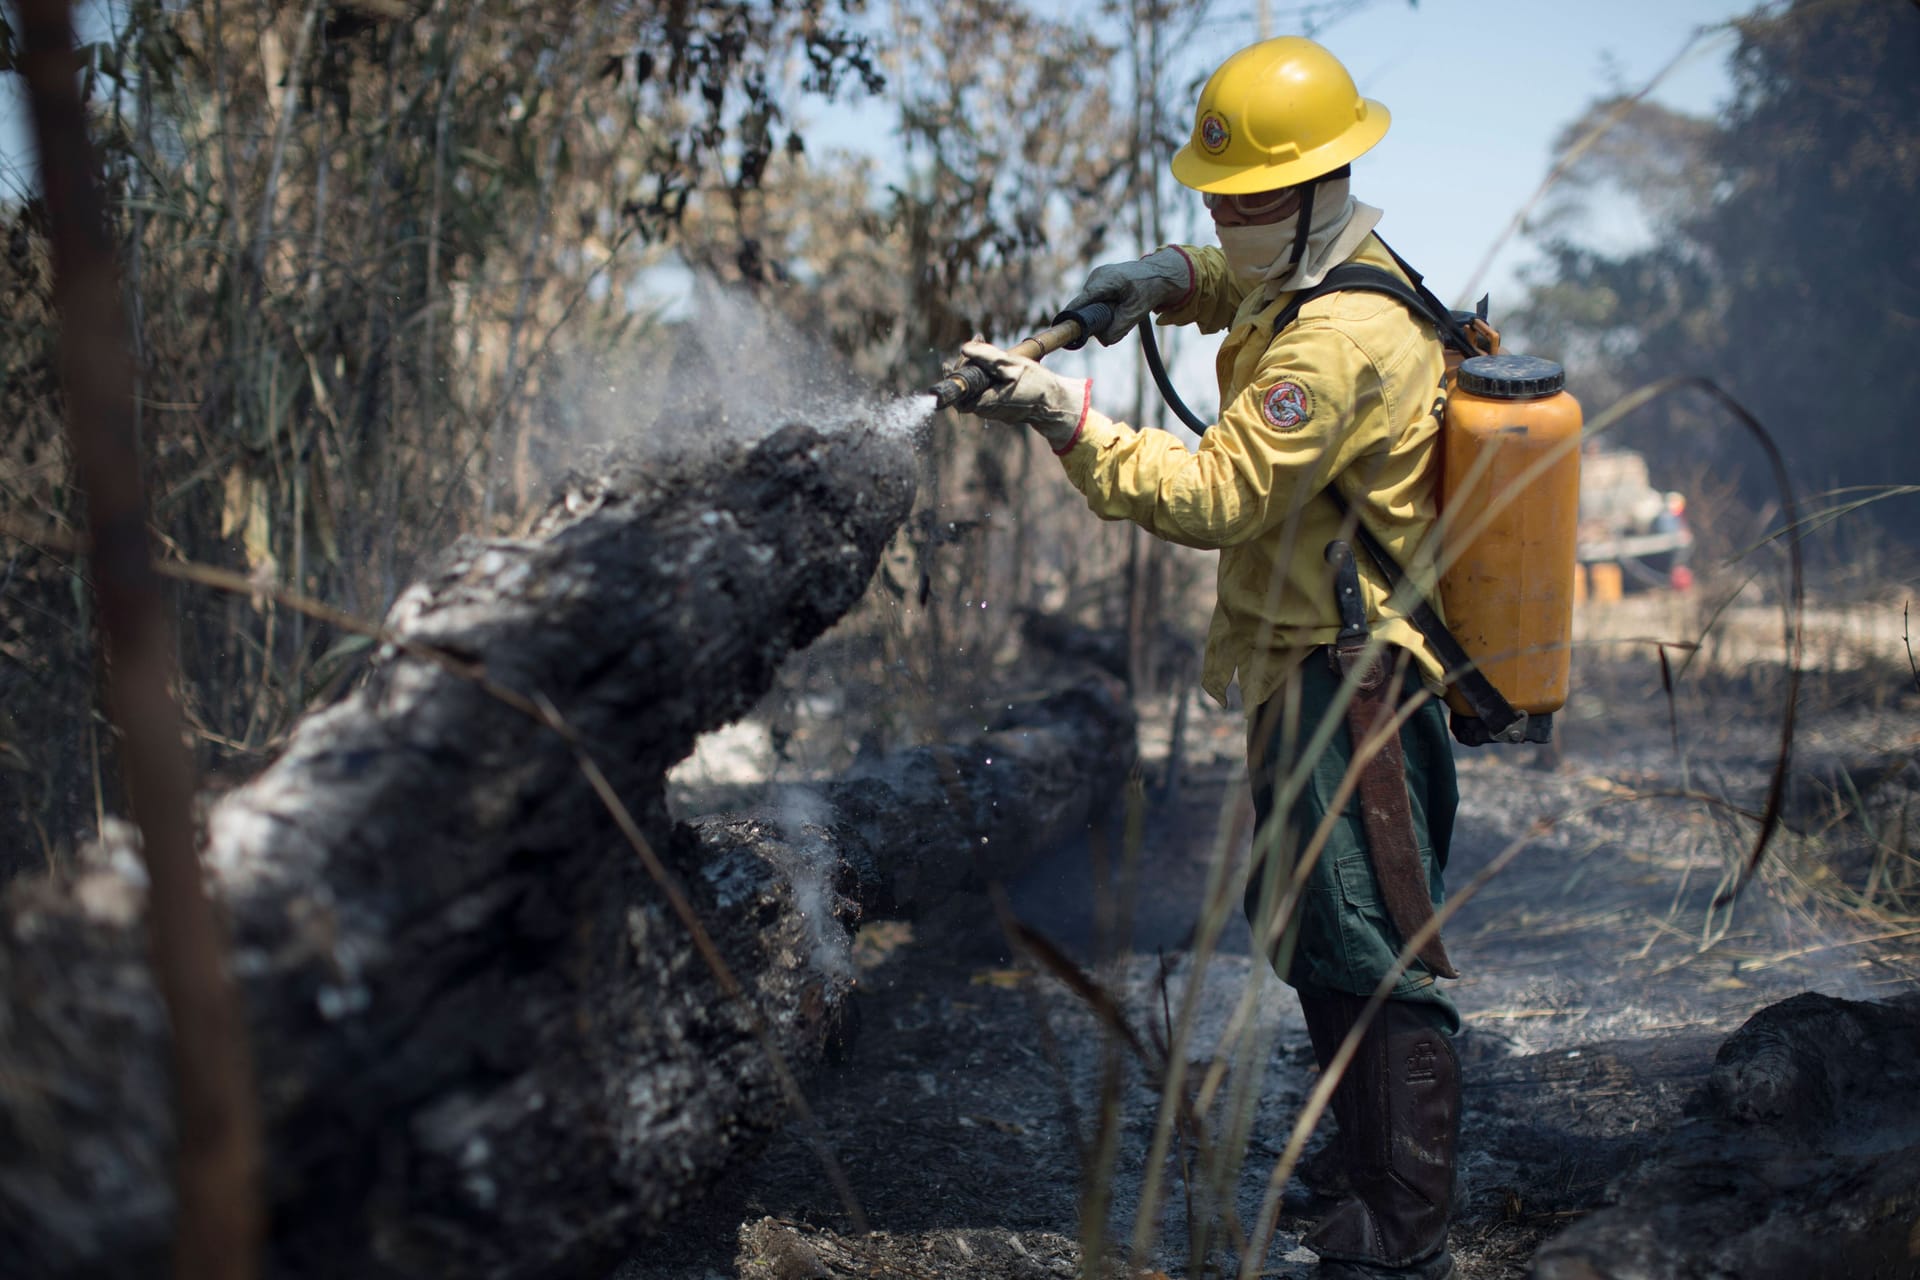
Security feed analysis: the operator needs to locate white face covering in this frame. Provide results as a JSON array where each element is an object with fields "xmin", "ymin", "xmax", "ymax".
[{"xmin": 1214, "ymin": 175, "xmax": 1383, "ymax": 293}]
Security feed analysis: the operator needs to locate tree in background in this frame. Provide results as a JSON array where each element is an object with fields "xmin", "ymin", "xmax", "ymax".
[
  {"xmin": 0, "ymin": 0, "xmax": 1179, "ymax": 873},
  {"xmin": 1513, "ymin": 0, "xmax": 1920, "ymax": 548},
  {"xmin": 0, "ymin": 0, "xmax": 887, "ymax": 874},
  {"xmin": 677, "ymin": 1, "xmax": 1212, "ymax": 719}
]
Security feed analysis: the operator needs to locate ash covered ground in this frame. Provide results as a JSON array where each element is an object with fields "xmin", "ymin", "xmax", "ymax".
[{"xmin": 621, "ymin": 631, "xmax": 1920, "ymax": 1280}]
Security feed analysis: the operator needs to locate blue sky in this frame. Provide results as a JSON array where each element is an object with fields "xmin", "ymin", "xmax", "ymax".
[
  {"xmin": 793, "ymin": 0, "xmax": 1751, "ymax": 312},
  {"xmin": 1, "ymin": 0, "xmax": 1753, "ymax": 341},
  {"xmin": 1307, "ymin": 0, "xmax": 1748, "ymax": 304},
  {"xmin": 827, "ymin": 0, "xmax": 1755, "ymax": 423}
]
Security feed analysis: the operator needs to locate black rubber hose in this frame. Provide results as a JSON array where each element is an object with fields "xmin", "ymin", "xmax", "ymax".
[{"xmin": 1138, "ymin": 320, "xmax": 1211, "ymax": 436}]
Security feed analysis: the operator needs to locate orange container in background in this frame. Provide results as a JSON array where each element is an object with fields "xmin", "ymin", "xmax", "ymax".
[
  {"xmin": 1588, "ymin": 561, "xmax": 1623, "ymax": 604},
  {"xmin": 1438, "ymin": 355, "xmax": 1583, "ymax": 717}
]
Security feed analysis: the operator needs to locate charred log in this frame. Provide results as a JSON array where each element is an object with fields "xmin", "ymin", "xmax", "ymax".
[
  {"xmin": 0, "ymin": 423, "xmax": 1130, "ymax": 1279},
  {"xmin": 1530, "ymin": 992, "xmax": 1920, "ymax": 1280}
]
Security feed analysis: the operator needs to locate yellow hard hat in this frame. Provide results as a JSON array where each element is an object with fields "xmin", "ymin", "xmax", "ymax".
[{"xmin": 1171, "ymin": 37, "xmax": 1389, "ymax": 195}]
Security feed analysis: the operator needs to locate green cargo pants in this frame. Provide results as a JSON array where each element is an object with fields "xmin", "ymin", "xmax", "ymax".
[{"xmin": 1243, "ymin": 646, "xmax": 1461, "ymax": 1034}]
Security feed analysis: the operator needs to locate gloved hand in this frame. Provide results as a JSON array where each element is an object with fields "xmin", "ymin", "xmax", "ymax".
[
  {"xmin": 1061, "ymin": 247, "xmax": 1193, "ymax": 346},
  {"xmin": 959, "ymin": 340, "xmax": 1091, "ymax": 451}
]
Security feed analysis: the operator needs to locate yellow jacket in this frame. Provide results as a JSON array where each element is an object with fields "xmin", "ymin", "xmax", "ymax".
[{"xmin": 1057, "ymin": 234, "xmax": 1448, "ymax": 709}]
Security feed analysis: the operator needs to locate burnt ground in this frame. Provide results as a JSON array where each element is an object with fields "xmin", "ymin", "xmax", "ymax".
[{"xmin": 618, "ymin": 642, "xmax": 1920, "ymax": 1280}]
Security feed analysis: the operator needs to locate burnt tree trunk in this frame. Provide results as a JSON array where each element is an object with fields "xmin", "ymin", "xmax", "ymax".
[{"xmin": 0, "ymin": 424, "xmax": 1134, "ymax": 1279}]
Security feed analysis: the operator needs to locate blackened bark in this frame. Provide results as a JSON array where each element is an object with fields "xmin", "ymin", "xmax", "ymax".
[{"xmin": 1, "ymin": 423, "xmax": 1127, "ymax": 1280}]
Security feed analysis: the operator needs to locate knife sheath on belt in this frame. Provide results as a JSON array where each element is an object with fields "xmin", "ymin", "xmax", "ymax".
[{"xmin": 1325, "ymin": 540, "xmax": 1458, "ymax": 980}]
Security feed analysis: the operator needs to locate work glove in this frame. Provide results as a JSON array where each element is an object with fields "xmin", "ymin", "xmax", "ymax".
[
  {"xmin": 959, "ymin": 339, "xmax": 1092, "ymax": 452},
  {"xmin": 1061, "ymin": 247, "xmax": 1193, "ymax": 346}
]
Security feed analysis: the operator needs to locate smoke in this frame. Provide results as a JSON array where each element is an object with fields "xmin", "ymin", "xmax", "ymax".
[
  {"xmin": 568, "ymin": 275, "xmax": 938, "ymax": 985},
  {"xmin": 531, "ymin": 275, "xmax": 935, "ymax": 486},
  {"xmin": 676, "ymin": 283, "xmax": 910, "ymax": 436},
  {"xmin": 771, "ymin": 785, "xmax": 854, "ymax": 984}
]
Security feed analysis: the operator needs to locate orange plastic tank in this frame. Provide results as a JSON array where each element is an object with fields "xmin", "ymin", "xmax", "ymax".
[{"xmin": 1437, "ymin": 355, "xmax": 1582, "ymax": 718}]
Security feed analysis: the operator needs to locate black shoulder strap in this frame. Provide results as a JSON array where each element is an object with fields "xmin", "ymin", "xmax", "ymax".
[
  {"xmin": 1269, "ymin": 261, "xmax": 1480, "ymax": 358},
  {"xmin": 1372, "ymin": 235, "xmax": 1488, "ymax": 358},
  {"xmin": 1324, "ymin": 484, "xmax": 1528, "ymax": 745}
]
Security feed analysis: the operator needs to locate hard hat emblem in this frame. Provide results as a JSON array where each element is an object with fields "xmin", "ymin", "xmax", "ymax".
[
  {"xmin": 1199, "ymin": 113, "xmax": 1231, "ymax": 154},
  {"xmin": 1261, "ymin": 379, "xmax": 1313, "ymax": 431}
]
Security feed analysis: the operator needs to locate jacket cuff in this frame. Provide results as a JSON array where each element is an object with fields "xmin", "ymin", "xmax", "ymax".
[{"xmin": 1052, "ymin": 379, "xmax": 1094, "ymax": 455}]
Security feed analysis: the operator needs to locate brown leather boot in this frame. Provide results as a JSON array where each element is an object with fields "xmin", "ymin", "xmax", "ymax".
[{"xmin": 1302, "ymin": 997, "xmax": 1459, "ymax": 1279}]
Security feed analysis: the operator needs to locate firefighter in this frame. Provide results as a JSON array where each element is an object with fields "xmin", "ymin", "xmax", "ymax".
[{"xmin": 959, "ymin": 36, "xmax": 1461, "ymax": 1280}]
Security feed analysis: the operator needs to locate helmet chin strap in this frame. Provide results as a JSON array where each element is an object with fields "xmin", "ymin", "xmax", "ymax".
[{"xmin": 1285, "ymin": 177, "xmax": 1320, "ymax": 271}]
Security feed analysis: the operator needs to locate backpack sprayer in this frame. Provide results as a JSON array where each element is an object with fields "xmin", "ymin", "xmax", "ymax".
[{"xmin": 930, "ymin": 243, "xmax": 1583, "ymax": 748}]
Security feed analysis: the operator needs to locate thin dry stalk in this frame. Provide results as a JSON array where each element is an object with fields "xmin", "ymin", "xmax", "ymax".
[
  {"xmin": 17, "ymin": 2, "xmax": 264, "ymax": 1274},
  {"xmin": 1459, "ymin": 23, "xmax": 1724, "ymax": 303},
  {"xmin": 1905, "ymin": 600, "xmax": 1919, "ymax": 695},
  {"xmin": 1234, "ymin": 800, "xmax": 1636, "ymax": 1277},
  {"xmin": 1179, "ymin": 685, "xmax": 1425, "ymax": 1271},
  {"xmin": 247, "ymin": 0, "xmax": 320, "ymax": 309},
  {"xmin": 1108, "ymin": 373, "xmax": 1800, "ymax": 1272}
]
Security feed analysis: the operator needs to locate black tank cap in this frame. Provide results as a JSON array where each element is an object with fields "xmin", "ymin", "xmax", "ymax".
[{"xmin": 1456, "ymin": 354, "xmax": 1566, "ymax": 399}]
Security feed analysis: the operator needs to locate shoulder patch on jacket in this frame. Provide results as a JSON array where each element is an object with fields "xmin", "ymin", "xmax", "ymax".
[{"xmin": 1261, "ymin": 379, "xmax": 1314, "ymax": 431}]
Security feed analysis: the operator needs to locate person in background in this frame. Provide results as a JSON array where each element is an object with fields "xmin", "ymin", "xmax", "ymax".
[{"xmin": 1649, "ymin": 491, "xmax": 1694, "ymax": 591}]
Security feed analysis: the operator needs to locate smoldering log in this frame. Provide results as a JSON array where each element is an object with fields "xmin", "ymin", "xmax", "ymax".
[
  {"xmin": 1529, "ymin": 992, "xmax": 1920, "ymax": 1280},
  {"xmin": 684, "ymin": 676, "xmax": 1136, "ymax": 922},
  {"xmin": 0, "ymin": 423, "xmax": 1134, "ymax": 1279}
]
